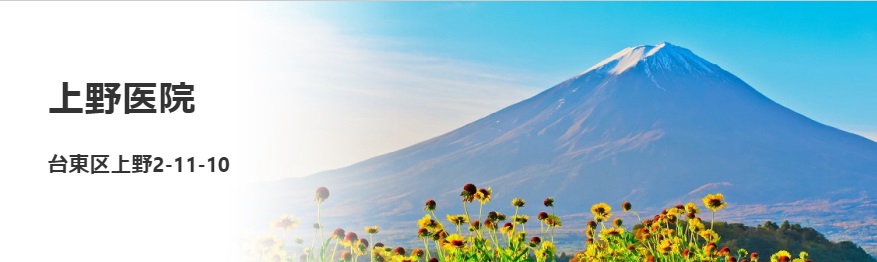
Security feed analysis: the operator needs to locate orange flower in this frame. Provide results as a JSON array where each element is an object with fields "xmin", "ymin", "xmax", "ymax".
[
  {"xmin": 461, "ymin": 184, "xmax": 477, "ymax": 202},
  {"xmin": 544, "ymin": 197, "xmax": 555, "ymax": 207},
  {"xmin": 315, "ymin": 187, "xmax": 329, "ymax": 203},
  {"xmin": 424, "ymin": 199, "xmax": 437, "ymax": 211}
]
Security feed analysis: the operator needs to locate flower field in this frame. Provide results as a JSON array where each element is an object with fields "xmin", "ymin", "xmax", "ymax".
[{"xmin": 247, "ymin": 184, "xmax": 812, "ymax": 262}]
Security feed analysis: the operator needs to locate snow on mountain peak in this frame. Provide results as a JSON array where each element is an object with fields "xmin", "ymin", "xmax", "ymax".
[{"xmin": 582, "ymin": 42, "xmax": 719, "ymax": 76}]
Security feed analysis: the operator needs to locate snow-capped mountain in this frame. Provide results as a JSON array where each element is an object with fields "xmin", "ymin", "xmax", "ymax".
[{"xmin": 256, "ymin": 42, "xmax": 877, "ymax": 252}]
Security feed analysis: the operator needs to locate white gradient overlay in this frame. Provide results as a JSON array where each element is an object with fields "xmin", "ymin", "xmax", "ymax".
[{"xmin": 0, "ymin": 2, "xmax": 538, "ymax": 261}]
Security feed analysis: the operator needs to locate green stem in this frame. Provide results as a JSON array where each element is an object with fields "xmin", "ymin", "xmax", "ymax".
[
  {"xmin": 422, "ymin": 238, "xmax": 431, "ymax": 261},
  {"xmin": 477, "ymin": 202, "xmax": 485, "ymax": 237},
  {"xmin": 550, "ymin": 225, "xmax": 555, "ymax": 243},
  {"xmin": 283, "ymin": 229, "xmax": 289, "ymax": 259},
  {"xmin": 490, "ymin": 230, "xmax": 501, "ymax": 251},
  {"xmin": 434, "ymin": 240, "xmax": 446, "ymax": 262},
  {"xmin": 329, "ymin": 239, "xmax": 339, "ymax": 262},
  {"xmin": 318, "ymin": 203, "xmax": 324, "ymax": 262},
  {"xmin": 540, "ymin": 219, "xmax": 545, "ymax": 240},
  {"xmin": 463, "ymin": 201, "xmax": 471, "ymax": 227},
  {"xmin": 311, "ymin": 228, "xmax": 318, "ymax": 261},
  {"xmin": 632, "ymin": 210, "xmax": 642, "ymax": 223},
  {"xmin": 368, "ymin": 235, "xmax": 374, "ymax": 262},
  {"xmin": 550, "ymin": 206, "xmax": 556, "ymax": 242},
  {"xmin": 711, "ymin": 211, "xmax": 715, "ymax": 231}
]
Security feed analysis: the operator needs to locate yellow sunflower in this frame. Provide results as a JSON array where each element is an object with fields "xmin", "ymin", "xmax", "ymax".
[
  {"xmin": 684, "ymin": 202, "xmax": 700, "ymax": 215},
  {"xmin": 657, "ymin": 238, "xmax": 678, "ymax": 255},
  {"xmin": 500, "ymin": 222, "xmax": 514, "ymax": 234},
  {"xmin": 512, "ymin": 198, "xmax": 526, "ymax": 208},
  {"xmin": 702, "ymin": 193, "xmax": 727, "ymax": 212},
  {"xmin": 442, "ymin": 234, "xmax": 466, "ymax": 252},
  {"xmin": 512, "ymin": 215, "xmax": 529, "ymax": 225},
  {"xmin": 541, "ymin": 241, "xmax": 556, "ymax": 256},
  {"xmin": 543, "ymin": 214, "xmax": 562, "ymax": 227},
  {"xmin": 418, "ymin": 215, "xmax": 443, "ymax": 231},
  {"xmin": 688, "ymin": 217, "xmax": 705, "ymax": 232},
  {"xmin": 446, "ymin": 214, "xmax": 468, "ymax": 225},
  {"xmin": 699, "ymin": 229, "xmax": 719, "ymax": 242},
  {"xmin": 591, "ymin": 203, "xmax": 612, "ymax": 221},
  {"xmin": 600, "ymin": 227, "xmax": 625, "ymax": 237},
  {"xmin": 774, "ymin": 250, "xmax": 792, "ymax": 262},
  {"xmin": 271, "ymin": 215, "xmax": 301, "ymax": 231},
  {"xmin": 475, "ymin": 187, "xmax": 492, "ymax": 204}
]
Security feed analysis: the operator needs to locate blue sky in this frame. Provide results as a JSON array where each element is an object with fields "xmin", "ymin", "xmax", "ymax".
[
  {"xmin": 226, "ymin": 2, "xmax": 877, "ymax": 179},
  {"xmin": 293, "ymin": 2, "xmax": 876, "ymax": 138}
]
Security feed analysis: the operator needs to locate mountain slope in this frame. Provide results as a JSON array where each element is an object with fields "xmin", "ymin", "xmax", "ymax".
[{"xmin": 257, "ymin": 42, "xmax": 877, "ymax": 253}]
